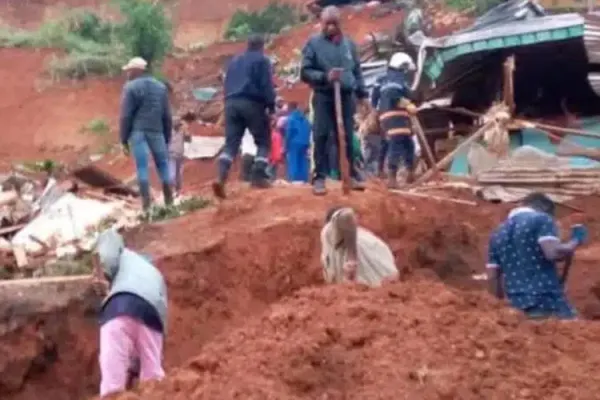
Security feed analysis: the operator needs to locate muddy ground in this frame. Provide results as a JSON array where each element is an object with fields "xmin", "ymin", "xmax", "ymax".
[{"xmin": 1, "ymin": 186, "xmax": 600, "ymax": 399}]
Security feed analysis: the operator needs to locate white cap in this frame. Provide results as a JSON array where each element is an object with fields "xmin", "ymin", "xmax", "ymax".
[
  {"xmin": 122, "ymin": 57, "xmax": 148, "ymax": 71},
  {"xmin": 388, "ymin": 52, "xmax": 416, "ymax": 71}
]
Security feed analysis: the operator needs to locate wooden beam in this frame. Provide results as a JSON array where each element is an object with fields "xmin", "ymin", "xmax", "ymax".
[
  {"xmin": 0, "ymin": 274, "xmax": 92, "ymax": 287},
  {"xmin": 503, "ymin": 55, "xmax": 515, "ymax": 113},
  {"xmin": 410, "ymin": 115, "xmax": 437, "ymax": 169},
  {"xmin": 390, "ymin": 189, "xmax": 478, "ymax": 206},
  {"xmin": 413, "ymin": 120, "xmax": 495, "ymax": 185}
]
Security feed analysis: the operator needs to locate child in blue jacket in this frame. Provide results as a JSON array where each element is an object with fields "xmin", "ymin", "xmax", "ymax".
[{"xmin": 285, "ymin": 102, "xmax": 311, "ymax": 182}]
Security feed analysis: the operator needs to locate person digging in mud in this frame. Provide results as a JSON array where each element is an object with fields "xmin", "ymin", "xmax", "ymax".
[
  {"xmin": 120, "ymin": 57, "xmax": 174, "ymax": 211},
  {"xmin": 487, "ymin": 192, "xmax": 588, "ymax": 320},
  {"xmin": 300, "ymin": 5, "xmax": 369, "ymax": 195},
  {"xmin": 378, "ymin": 52, "xmax": 418, "ymax": 188},
  {"xmin": 321, "ymin": 206, "xmax": 399, "ymax": 286},
  {"xmin": 213, "ymin": 34, "xmax": 276, "ymax": 199},
  {"xmin": 93, "ymin": 228, "xmax": 168, "ymax": 397}
]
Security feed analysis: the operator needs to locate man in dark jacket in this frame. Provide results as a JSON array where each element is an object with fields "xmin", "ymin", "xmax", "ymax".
[
  {"xmin": 300, "ymin": 5, "xmax": 368, "ymax": 195},
  {"xmin": 120, "ymin": 57, "xmax": 173, "ymax": 211},
  {"xmin": 213, "ymin": 34, "xmax": 276, "ymax": 199}
]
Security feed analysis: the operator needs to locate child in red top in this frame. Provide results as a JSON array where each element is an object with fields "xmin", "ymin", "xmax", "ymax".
[{"xmin": 268, "ymin": 122, "xmax": 284, "ymax": 181}]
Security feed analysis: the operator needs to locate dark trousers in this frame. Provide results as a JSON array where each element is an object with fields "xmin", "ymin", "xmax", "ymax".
[
  {"xmin": 387, "ymin": 135, "xmax": 415, "ymax": 173},
  {"xmin": 219, "ymin": 98, "xmax": 270, "ymax": 181},
  {"xmin": 240, "ymin": 154, "xmax": 255, "ymax": 182},
  {"xmin": 364, "ymin": 134, "xmax": 384, "ymax": 176},
  {"xmin": 380, "ymin": 137, "xmax": 389, "ymax": 173},
  {"xmin": 311, "ymin": 91, "xmax": 357, "ymax": 181}
]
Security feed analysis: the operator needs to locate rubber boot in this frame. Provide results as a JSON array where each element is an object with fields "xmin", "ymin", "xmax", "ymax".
[
  {"xmin": 312, "ymin": 178, "xmax": 327, "ymax": 196},
  {"xmin": 405, "ymin": 168, "xmax": 415, "ymax": 185},
  {"xmin": 387, "ymin": 169, "xmax": 399, "ymax": 190},
  {"xmin": 212, "ymin": 158, "xmax": 231, "ymax": 199},
  {"xmin": 139, "ymin": 182, "xmax": 152, "ymax": 211},
  {"xmin": 162, "ymin": 183, "xmax": 173, "ymax": 207},
  {"xmin": 250, "ymin": 160, "xmax": 272, "ymax": 189},
  {"xmin": 351, "ymin": 166, "xmax": 366, "ymax": 191}
]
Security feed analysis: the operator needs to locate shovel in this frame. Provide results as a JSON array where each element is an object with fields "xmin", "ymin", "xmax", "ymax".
[{"xmin": 334, "ymin": 80, "xmax": 351, "ymax": 195}]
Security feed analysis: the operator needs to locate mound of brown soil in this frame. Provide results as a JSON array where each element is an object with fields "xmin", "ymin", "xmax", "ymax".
[{"xmin": 116, "ymin": 278, "xmax": 600, "ymax": 400}]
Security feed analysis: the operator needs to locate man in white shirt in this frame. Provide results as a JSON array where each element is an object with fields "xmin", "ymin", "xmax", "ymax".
[{"xmin": 320, "ymin": 206, "xmax": 399, "ymax": 286}]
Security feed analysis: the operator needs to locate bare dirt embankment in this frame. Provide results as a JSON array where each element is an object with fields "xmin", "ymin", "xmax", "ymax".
[
  {"xmin": 2, "ymin": 186, "xmax": 600, "ymax": 399},
  {"xmin": 0, "ymin": 48, "xmax": 122, "ymax": 168},
  {"xmin": 0, "ymin": 186, "xmax": 503, "ymax": 400}
]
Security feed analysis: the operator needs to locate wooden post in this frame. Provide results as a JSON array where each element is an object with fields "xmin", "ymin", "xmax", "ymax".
[
  {"xmin": 333, "ymin": 81, "xmax": 351, "ymax": 194},
  {"xmin": 410, "ymin": 115, "xmax": 437, "ymax": 169},
  {"xmin": 503, "ymin": 55, "xmax": 515, "ymax": 113},
  {"xmin": 413, "ymin": 120, "xmax": 495, "ymax": 185}
]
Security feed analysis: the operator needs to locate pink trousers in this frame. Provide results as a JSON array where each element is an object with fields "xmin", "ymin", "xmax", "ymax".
[{"xmin": 99, "ymin": 316, "xmax": 165, "ymax": 397}]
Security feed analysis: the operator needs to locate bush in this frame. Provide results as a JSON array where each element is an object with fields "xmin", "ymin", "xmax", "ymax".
[
  {"xmin": 0, "ymin": 0, "xmax": 173, "ymax": 79},
  {"xmin": 225, "ymin": 2, "xmax": 300, "ymax": 40},
  {"xmin": 116, "ymin": 0, "xmax": 172, "ymax": 71},
  {"xmin": 445, "ymin": 0, "xmax": 504, "ymax": 14}
]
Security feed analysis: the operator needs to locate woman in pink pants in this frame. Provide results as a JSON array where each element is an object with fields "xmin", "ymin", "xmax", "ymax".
[{"xmin": 94, "ymin": 229, "xmax": 168, "ymax": 397}]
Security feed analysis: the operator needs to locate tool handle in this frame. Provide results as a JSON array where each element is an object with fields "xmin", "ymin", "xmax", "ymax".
[{"xmin": 333, "ymin": 81, "xmax": 351, "ymax": 195}]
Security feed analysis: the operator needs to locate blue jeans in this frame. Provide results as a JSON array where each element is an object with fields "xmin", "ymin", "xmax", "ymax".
[{"xmin": 129, "ymin": 131, "xmax": 171, "ymax": 188}]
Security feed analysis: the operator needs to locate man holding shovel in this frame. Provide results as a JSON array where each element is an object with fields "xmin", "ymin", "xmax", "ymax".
[
  {"xmin": 487, "ymin": 192, "xmax": 588, "ymax": 319},
  {"xmin": 300, "ymin": 5, "xmax": 369, "ymax": 195}
]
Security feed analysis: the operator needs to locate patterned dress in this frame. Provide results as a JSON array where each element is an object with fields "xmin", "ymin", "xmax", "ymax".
[{"xmin": 487, "ymin": 207, "xmax": 576, "ymax": 319}]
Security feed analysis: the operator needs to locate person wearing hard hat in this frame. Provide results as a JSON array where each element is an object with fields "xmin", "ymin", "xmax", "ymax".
[
  {"xmin": 378, "ymin": 52, "xmax": 418, "ymax": 188},
  {"xmin": 120, "ymin": 57, "xmax": 174, "ymax": 211}
]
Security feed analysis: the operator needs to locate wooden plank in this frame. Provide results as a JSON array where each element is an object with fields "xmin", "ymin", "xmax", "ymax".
[
  {"xmin": 0, "ymin": 274, "xmax": 92, "ymax": 286},
  {"xmin": 12, "ymin": 246, "xmax": 28, "ymax": 269},
  {"xmin": 0, "ymin": 224, "xmax": 26, "ymax": 236},
  {"xmin": 390, "ymin": 189, "xmax": 478, "ymax": 206},
  {"xmin": 413, "ymin": 121, "xmax": 495, "ymax": 185}
]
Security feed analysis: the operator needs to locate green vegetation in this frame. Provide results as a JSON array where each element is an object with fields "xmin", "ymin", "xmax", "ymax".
[
  {"xmin": 81, "ymin": 117, "xmax": 111, "ymax": 136},
  {"xmin": 140, "ymin": 196, "xmax": 211, "ymax": 223},
  {"xmin": 21, "ymin": 159, "xmax": 63, "ymax": 174},
  {"xmin": 445, "ymin": 0, "xmax": 504, "ymax": 14},
  {"xmin": 0, "ymin": 0, "xmax": 172, "ymax": 79},
  {"xmin": 225, "ymin": 2, "xmax": 301, "ymax": 40}
]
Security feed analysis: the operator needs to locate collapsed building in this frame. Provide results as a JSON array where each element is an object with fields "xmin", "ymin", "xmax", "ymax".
[{"xmin": 360, "ymin": 0, "xmax": 600, "ymax": 202}]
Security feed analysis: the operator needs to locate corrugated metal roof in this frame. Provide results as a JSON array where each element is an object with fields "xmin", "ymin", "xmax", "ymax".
[{"xmin": 414, "ymin": 0, "xmax": 585, "ymax": 83}]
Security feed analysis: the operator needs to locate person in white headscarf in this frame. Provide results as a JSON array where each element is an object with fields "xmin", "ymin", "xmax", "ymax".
[{"xmin": 320, "ymin": 206, "xmax": 399, "ymax": 286}]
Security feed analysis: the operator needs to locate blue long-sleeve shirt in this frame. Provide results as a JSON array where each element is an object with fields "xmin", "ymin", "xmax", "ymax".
[
  {"xmin": 285, "ymin": 109, "xmax": 311, "ymax": 149},
  {"xmin": 119, "ymin": 75, "xmax": 172, "ymax": 145},
  {"xmin": 224, "ymin": 50, "xmax": 276, "ymax": 112}
]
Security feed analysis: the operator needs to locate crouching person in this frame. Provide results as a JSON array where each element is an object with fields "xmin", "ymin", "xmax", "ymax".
[
  {"xmin": 487, "ymin": 192, "xmax": 587, "ymax": 320},
  {"xmin": 321, "ymin": 206, "xmax": 399, "ymax": 286},
  {"xmin": 93, "ymin": 229, "xmax": 168, "ymax": 397}
]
